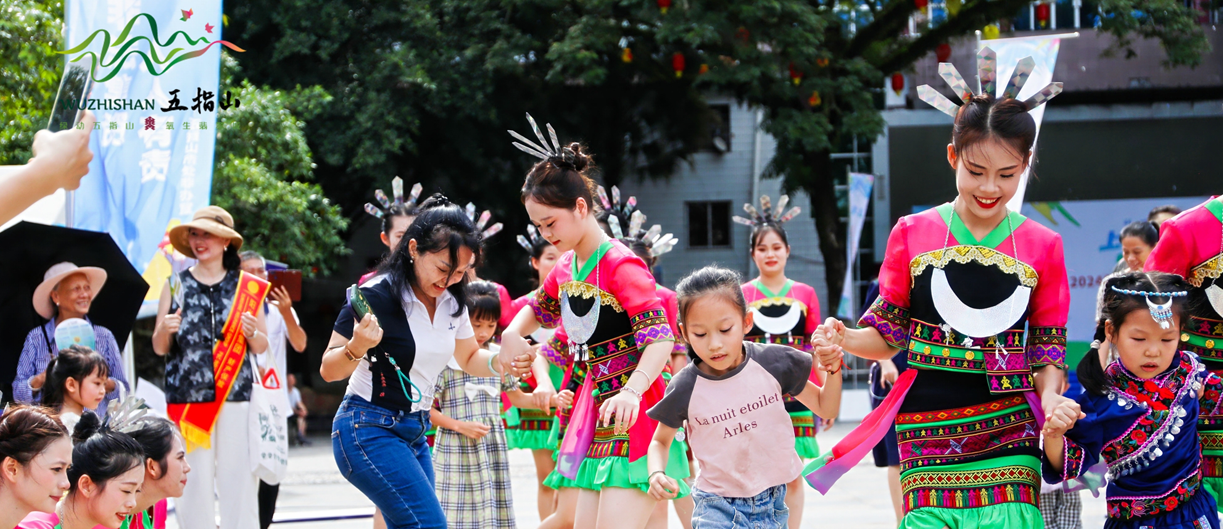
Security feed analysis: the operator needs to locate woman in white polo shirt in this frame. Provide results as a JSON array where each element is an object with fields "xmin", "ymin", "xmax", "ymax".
[{"xmin": 320, "ymin": 195, "xmax": 535, "ymax": 529}]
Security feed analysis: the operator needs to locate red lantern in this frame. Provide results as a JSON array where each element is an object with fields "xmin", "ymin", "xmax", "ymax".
[
  {"xmin": 658, "ymin": 0, "xmax": 671, "ymax": 14},
  {"xmin": 816, "ymin": 57, "xmax": 829, "ymax": 68},
  {"xmin": 915, "ymin": 0, "xmax": 928, "ymax": 10},
  {"xmin": 936, "ymin": 43, "xmax": 952, "ymax": 62},
  {"xmin": 891, "ymin": 72, "xmax": 905, "ymax": 95},
  {"xmin": 1035, "ymin": 2, "xmax": 1050, "ymax": 26},
  {"xmin": 672, "ymin": 53, "xmax": 685, "ymax": 78},
  {"xmin": 789, "ymin": 62, "xmax": 803, "ymax": 85},
  {"xmin": 808, "ymin": 90, "xmax": 822, "ymax": 107},
  {"xmin": 621, "ymin": 47, "xmax": 633, "ymax": 63},
  {"xmin": 699, "ymin": 63, "xmax": 710, "ymax": 75}
]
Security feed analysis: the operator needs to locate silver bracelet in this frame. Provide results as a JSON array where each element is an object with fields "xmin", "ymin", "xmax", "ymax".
[{"xmin": 621, "ymin": 385, "xmax": 643, "ymax": 400}]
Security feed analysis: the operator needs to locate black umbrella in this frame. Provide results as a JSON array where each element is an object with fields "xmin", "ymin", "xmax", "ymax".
[{"xmin": 0, "ymin": 222, "xmax": 149, "ymax": 400}]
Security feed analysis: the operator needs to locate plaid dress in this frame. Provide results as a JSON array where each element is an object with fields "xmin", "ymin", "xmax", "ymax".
[{"xmin": 432, "ymin": 364, "xmax": 516, "ymax": 528}]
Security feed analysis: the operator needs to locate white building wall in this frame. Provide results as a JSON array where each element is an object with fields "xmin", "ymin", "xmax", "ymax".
[{"xmin": 616, "ymin": 99, "xmax": 829, "ymax": 317}]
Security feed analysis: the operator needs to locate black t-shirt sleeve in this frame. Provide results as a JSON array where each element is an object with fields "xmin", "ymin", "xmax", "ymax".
[
  {"xmin": 333, "ymin": 302, "xmax": 356, "ymax": 340},
  {"xmin": 755, "ymin": 343, "xmax": 814, "ymax": 397},
  {"xmin": 646, "ymin": 367, "xmax": 697, "ymax": 429}
]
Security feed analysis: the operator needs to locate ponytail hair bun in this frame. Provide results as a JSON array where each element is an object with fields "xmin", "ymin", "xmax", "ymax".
[
  {"xmin": 66, "ymin": 411, "xmax": 144, "ymax": 493},
  {"xmin": 0, "ymin": 406, "xmax": 68, "ymax": 466},
  {"xmin": 952, "ymin": 94, "xmax": 1037, "ymax": 164},
  {"xmin": 520, "ymin": 143, "xmax": 599, "ymax": 212}
]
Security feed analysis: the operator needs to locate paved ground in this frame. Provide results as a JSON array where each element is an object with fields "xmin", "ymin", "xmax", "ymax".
[{"xmin": 167, "ymin": 421, "xmax": 1110, "ymax": 528}]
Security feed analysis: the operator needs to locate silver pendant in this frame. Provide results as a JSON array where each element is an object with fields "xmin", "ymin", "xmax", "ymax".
[
  {"xmin": 1146, "ymin": 295, "xmax": 1176, "ymax": 330},
  {"xmin": 930, "ymin": 267, "xmax": 1031, "ymax": 338},
  {"xmin": 1205, "ymin": 283, "xmax": 1223, "ymax": 317},
  {"xmin": 561, "ymin": 288, "xmax": 601, "ymax": 356}
]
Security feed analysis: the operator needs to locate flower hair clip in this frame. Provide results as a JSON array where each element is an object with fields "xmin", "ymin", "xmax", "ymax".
[
  {"xmin": 916, "ymin": 47, "xmax": 1063, "ymax": 117},
  {"xmin": 1110, "ymin": 285, "xmax": 1188, "ymax": 330},
  {"xmin": 732, "ymin": 194, "xmax": 801, "ymax": 227},
  {"xmin": 464, "ymin": 203, "xmax": 504, "ymax": 239},
  {"xmin": 364, "ymin": 176, "xmax": 423, "ymax": 219}
]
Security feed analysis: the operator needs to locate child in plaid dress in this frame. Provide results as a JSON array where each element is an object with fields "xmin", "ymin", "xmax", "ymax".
[{"xmin": 431, "ymin": 281, "xmax": 572, "ymax": 528}]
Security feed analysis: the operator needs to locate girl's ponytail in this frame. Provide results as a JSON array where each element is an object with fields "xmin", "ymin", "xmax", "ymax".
[
  {"xmin": 40, "ymin": 356, "xmax": 65, "ymax": 409},
  {"xmin": 1076, "ymin": 321, "xmax": 1110, "ymax": 396}
]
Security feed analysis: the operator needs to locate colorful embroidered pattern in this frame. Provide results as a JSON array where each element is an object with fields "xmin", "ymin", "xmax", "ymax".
[
  {"xmin": 910, "ymin": 246, "xmax": 1039, "ymax": 288},
  {"xmin": 1202, "ymin": 454, "xmax": 1223, "ymax": 478},
  {"xmin": 747, "ymin": 334, "xmax": 808, "ymax": 350},
  {"xmin": 1188, "ymin": 252, "xmax": 1223, "ymax": 288},
  {"xmin": 858, "ymin": 297, "xmax": 910, "ymax": 349},
  {"xmin": 560, "ymin": 282, "xmax": 625, "ymax": 312},
  {"xmin": 901, "ymin": 466, "xmax": 1040, "ymax": 511},
  {"xmin": 1108, "ymin": 471, "xmax": 1200, "ymax": 519},
  {"xmin": 1063, "ymin": 438, "xmax": 1085, "ymax": 481},
  {"xmin": 587, "ymin": 426, "xmax": 631, "ymax": 458},
  {"xmin": 1025, "ymin": 326, "xmax": 1068, "ymax": 368},
  {"xmin": 896, "ymin": 396, "xmax": 1027, "ymax": 425},
  {"xmin": 897, "ymin": 405, "xmax": 1038, "ymax": 471},
  {"xmin": 910, "ymin": 320, "xmax": 1025, "ymax": 351},
  {"xmin": 1101, "ymin": 354, "xmax": 1204, "ymax": 479},
  {"xmin": 1183, "ymin": 315, "xmax": 1223, "ymax": 361},
  {"xmin": 516, "ymin": 408, "xmax": 557, "ymax": 432},
  {"xmin": 631, "ymin": 309, "xmax": 674, "ymax": 348},
  {"xmin": 791, "ymin": 412, "xmax": 816, "ymax": 438},
  {"xmin": 748, "ymin": 297, "xmax": 809, "ymax": 313},
  {"xmin": 540, "ymin": 334, "xmax": 571, "ymax": 371},
  {"xmin": 532, "ymin": 289, "xmax": 562, "ymax": 329}
]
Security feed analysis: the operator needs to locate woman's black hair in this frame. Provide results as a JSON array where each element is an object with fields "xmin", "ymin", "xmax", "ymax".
[
  {"xmin": 952, "ymin": 95, "xmax": 1038, "ymax": 164},
  {"xmin": 377, "ymin": 194, "xmax": 482, "ymax": 318},
  {"xmin": 125, "ymin": 417, "xmax": 178, "ymax": 479},
  {"xmin": 749, "ymin": 223, "xmax": 789, "ymax": 255},
  {"xmin": 0, "ymin": 406, "xmax": 69, "ymax": 468},
  {"xmin": 675, "ymin": 266, "xmax": 747, "ymax": 364},
  {"xmin": 382, "ymin": 204, "xmax": 416, "ymax": 236},
  {"xmin": 520, "ymin": 143, "xmax": 599, "ymax": 211},
  {"xmin": 1120, "ymin": 221, "xmax": 1159, "ymax": 248},
  {"xmin": 41, "ymin": 345, "xmax": 109, "ymax": 410},
  {"xmin": 221, "ymin": 244, "xmax": 242, "ymax": 271},
  {"xmin": 465, "ymin": 281, "xmax": 503, "ymax": 325},
  {"xmin": 68, "ymin": 412, "xmax": 144, "ymax": 493},
  {"xmin": 1077, "ymin": 271, "xmax": 1193, "ymax": 395}
]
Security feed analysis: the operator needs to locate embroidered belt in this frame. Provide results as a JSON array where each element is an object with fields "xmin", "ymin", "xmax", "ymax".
[
  {"xmin": 587, "ymin": 427, "xmax": 631, "ymax": 458},
  {"xmin": 900, "ymin": 460, "xmax": 1040, "ymax": 512},
  {"xmin": 516, "ymin": 409, "xmax": 556, "ymax": 431},
  {"xmin": 908, "ymin": 319, "xmax": 1032, "ymax": 394},
  {"xmin": 896, "ymin": 397, "xmax": 1038, "ymax": 471},
  {"xmin": 1183, "ymin": 316, "xmax": 1223, "ymax": 360},
  {"xmin": 1108, "ymin": 470, "xmax": 1200, "ymax": 519},
  {"xmin": 586, "ymin": 333, "xmax": 640, "ymax": 406},
  {"xmin": 790, "ymin": 412, "xmax": 817, "ymax": 438}
]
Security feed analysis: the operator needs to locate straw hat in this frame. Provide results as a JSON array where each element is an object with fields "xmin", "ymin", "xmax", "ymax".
[
  {"xmin": 33, "ymin": 262, "xmax": 108, "ymax": 319},
  {"xmin": 168, "ymin": 206, "xmax": 244, "ymax": 258}
]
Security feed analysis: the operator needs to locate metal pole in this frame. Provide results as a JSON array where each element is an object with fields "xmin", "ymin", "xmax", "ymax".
[{"xmin": 65, "ymin": 190, "xmax": 74, "ymax": 227}]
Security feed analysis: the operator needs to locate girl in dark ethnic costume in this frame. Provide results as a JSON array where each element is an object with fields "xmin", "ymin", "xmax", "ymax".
[
  {"xmin": 1145, "ymin": 195, "xmax": 1223, "ymax": 509},
  {"xmin": 809, "ymin": 48, "xmax": 1074, "ymax": 529},
  {"xmin": 500, "ymin": 114, "xmax": 687, "ymax": 529},
  {"xmin": 1044, "ymin": 272, "xmax": 1221, "ymax": 529},
  {"xmin": 734, "ymin": 196, "xmax": 823, "ymax": 529}
]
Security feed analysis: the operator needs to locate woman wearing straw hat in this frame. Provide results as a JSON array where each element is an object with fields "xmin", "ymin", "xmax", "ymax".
[
  {"xmin": 152, "ymin": 205, "xmax": 269, "ymax": 529},
  {"xmin": 13, "ymin": 262, "xmax": 129, "ymax": 417}
]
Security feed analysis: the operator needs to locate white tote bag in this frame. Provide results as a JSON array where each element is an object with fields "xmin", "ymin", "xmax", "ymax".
[{"xmin": 249, "ymin": 355, "xmax": 290, "ymax": 484}]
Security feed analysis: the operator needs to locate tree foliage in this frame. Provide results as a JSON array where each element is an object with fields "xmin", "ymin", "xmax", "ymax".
[
  {"xmin": 211, "ymin": 53, "xmax": 349, "ymax": 276},
  {"xmin": 0, "ymin": 0, "xmax": 63, "ymax": 165}
]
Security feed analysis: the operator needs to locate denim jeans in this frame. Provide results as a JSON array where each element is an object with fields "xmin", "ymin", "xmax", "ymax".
[
  {"xmin": 690, "ymin": 484, "xmax": 789, "ymax": 529},
  {"xmin": 332, "ymin": 395, "xmax": 444, "ymax": 529}
]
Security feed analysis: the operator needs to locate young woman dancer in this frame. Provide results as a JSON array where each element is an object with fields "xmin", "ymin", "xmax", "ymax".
[
  {"xmin": 0, "ymin": 407, "xmax": 71, "ymax": 529},
  {"xmin": 506, "ymin": 224, "xmax": 567, "ymax": 520},
  {"xmin": 647, "ymin": 266, "xmax": 842, "ymax": 528},
  {"xmin": 733, "ymin": 196, "xmax": 823, "ymax": 528},
  {"xmin": 1145, "ymin": 194, "xmax": 1223, "ymax": 507},
  {"xmin": 500, "ymin": 114, "xmax": 687, "ymax": 529},
  {"xmin": 809, "ymin": 49, "xmax": 1074, "ymax": 529},
  {"xmin": 1044, "ymin": 272, "xmax": 1221, "ymax": 528}
]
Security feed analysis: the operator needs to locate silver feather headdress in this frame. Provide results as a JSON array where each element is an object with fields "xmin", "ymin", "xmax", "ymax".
[
  {"xmin": 364, "ymin": 176, "xmax": 424, "ymax": 219},
  {"xmin": 464, "ymin": 203, "xmax": 504, "ymax": 239},
  {"xmin": 104, "ymin": 395, "xmax": 151, "ymax": 434},
  {"xmin": 517, "ymin": 224, "xmax": 548, "ymax": 253},
  {"xmin": 507, "ymin": 113, "xmax": 578, "ymax": 167},
  {"xmin": 916, "ymin": 47, "xmax": 1063, "ymax": 118},
  {"xmin": 597, "ymin": 185, "xmax": 676, "ymax": 257},
  {"xmin": 732, "ymin": 194, "xmax": 801, "ymax": 228}
]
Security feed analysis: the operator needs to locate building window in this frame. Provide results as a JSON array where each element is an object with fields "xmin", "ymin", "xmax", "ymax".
[
  {"xmin": 687, "ymin": 201, "xmax": 732, "ymax": 248},
  {"xmin": 707, "ymin": 104, "xmax": 731, "ymax": 153}
]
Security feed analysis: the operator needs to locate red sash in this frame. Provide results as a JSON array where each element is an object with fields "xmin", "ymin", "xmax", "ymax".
[{"xmin": 168, "ymin": 271, "xmax": 269, "ymax": 451}]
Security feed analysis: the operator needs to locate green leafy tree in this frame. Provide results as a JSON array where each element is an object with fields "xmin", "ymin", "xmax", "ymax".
[
  {"xmin": 212, "ymin": 54, "xmax": 349, "ymax": 275},
  {"xmin": 0, "ymin": 0, "xmax": 63, "ymax": 164}
]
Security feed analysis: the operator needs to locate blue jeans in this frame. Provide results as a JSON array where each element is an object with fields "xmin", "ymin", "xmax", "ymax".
[
  {"xmin": 691, "ymin": 484, "xmax": 789, "ymax": 529},
  {"xmin": 332, "ymin": 395, "xmax": 444, "ymax": 529}
]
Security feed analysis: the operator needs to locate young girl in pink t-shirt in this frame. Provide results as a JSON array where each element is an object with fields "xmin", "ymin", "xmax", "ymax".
[{"xmin": 645, "ymin": 266, "xmax": 843, "ymax": 527}]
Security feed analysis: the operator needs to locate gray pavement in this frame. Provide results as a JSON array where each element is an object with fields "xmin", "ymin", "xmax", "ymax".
[{"xmin": 168, "ymin": 421, "xmax": 1110, "ymax": 528}]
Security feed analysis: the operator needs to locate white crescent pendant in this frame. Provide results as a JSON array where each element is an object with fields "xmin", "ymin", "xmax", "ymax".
[
  {"xmin": 750, "ymin": 303, "xmax": 803, "ymax": 336},
  {"xmin": 931, "ymin": 267, "xmax": 1032, "ymax": 339},
  {"xmin": 1206, "ymin": 283, "xmax": 1223, "ymax": 317}
]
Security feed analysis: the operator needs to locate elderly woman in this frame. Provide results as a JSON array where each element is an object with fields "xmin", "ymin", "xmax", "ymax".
[
  {"xmin": 152, "ymin": 205, "xmax": 268, "ymax": 529},
  {"xmin": 14, "ymin": 262, "xmax": 128, "ymax": 416}
]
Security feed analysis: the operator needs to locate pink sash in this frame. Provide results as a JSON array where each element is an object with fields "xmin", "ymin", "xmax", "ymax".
[{"xmin": 557, "ymin": 374, "xmax": 596, "ymax": 479}]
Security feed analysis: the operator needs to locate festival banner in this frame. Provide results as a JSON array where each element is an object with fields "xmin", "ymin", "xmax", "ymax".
[
  {"xmin": 1019, "ymin": 197, "xmax": 1207, "ymax": 344},
  {"xmin": 63, "ymin": 0, "xmax": 239, "ymax": 316},
  {"xmin": 977, "ymin": 35, "xmax": 1063, "ymax": 211},
  {"xmin": 837, "ymin": 172, "xmax": 875, "ymax": 318}
]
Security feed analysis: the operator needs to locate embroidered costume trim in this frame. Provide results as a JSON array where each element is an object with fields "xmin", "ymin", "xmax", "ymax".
[
  {"xmin": 560, "ymin": 282, "xmax": 625, "ymax": 313},
  {"xmin": 1189, "ymin": 253, "xmax": 1223, "ymax": 288},
  {"xmin": 859, "ymin": 297, "xmax": 911, "ymax": 349},
  {"xmin": 910, "ymin": 246, "xmax": 1039, "ymax": 288},
  {"xmin": 531, "ymin": 289, "xmax": 562, "ymax": 329},
  {"xmin": 1107, "ymin": 471, "xmax": 1200, "ymax": 519},
  {"xmin": 1025, "ymin": 326, "xmax": 1068, "ymax": 368},
  {"xmin": 901, "ymin": 465, "xmax": 1040, "ymax": 511},
  {"xmin": 630, "ymin": 310, "xmax": 674, "ymax": 348},
  {"xmin": 897, "ymin": 401, "xmax": 1038, "ymax": 471}
]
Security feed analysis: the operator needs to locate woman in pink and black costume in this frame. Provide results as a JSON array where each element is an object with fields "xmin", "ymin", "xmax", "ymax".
[
  {"xmin": 1145, "ymin": 194, "xmax": 1223, "ymax": 507},
  {"xmin": 808, "ymin": 49, "xmax": 1075, "ymax": 528},
  {"xmin": 499, "ymin": 114, "xmax": 688, "ymax": 529}
]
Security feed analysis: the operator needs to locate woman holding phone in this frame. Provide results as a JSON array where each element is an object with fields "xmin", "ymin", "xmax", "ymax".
[{"xmin": 320, "ymin": 195, "xmax": 535, "ymax": 528}]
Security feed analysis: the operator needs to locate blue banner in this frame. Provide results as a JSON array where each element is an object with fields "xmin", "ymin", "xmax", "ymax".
[{"xmin": 64, "ymin": 0, "xmax": 230, "ymax": 314}]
